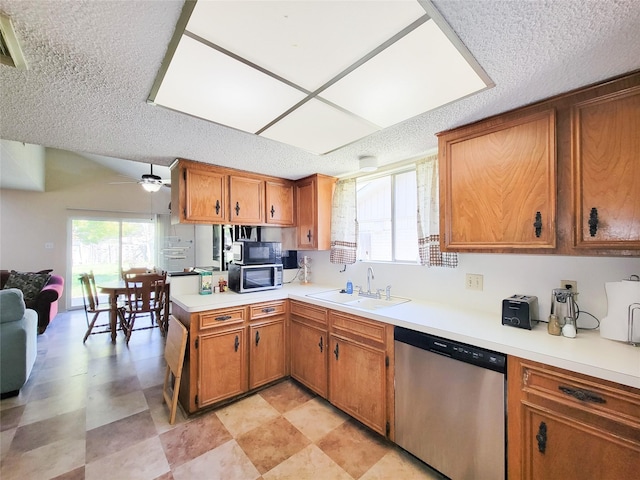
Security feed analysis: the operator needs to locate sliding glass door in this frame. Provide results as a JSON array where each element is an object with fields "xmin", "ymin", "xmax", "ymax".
[{"xmin": 69, "ymin": 216, "xmax": 156, "ymax": 308}]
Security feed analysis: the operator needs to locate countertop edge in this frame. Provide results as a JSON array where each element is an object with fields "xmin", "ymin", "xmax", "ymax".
[{"xmin": 171, "ymin": 284, "xmax": 640, "ymax": 390}]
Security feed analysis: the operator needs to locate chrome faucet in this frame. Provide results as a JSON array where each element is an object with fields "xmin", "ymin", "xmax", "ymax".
[{"xmin": 367, "ymin": 267, "xmax": 375, "ymax": 294}]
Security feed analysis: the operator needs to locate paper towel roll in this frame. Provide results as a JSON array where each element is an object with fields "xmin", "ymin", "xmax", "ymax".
[{"xmin": 601, "ymin": 280, "xmax": 640, "ymax": 343}]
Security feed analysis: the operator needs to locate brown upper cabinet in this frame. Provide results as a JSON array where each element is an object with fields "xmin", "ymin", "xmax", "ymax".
[
  {"xmin": 171, "ymin": 164, "xmax": 228, "ymax": 224},
  {"xmin": 265, "ymin": 180, "xmax": 295, "ymax": 226},
  {"xmin": 438, "ymin": 71, "xmax": 640, "ymax": 256},
  {"xmin": 170, "ymin": 159, "xmax": 294, "ymax": 226},
  {"xmin": 439, "ymin": 109, "xmax": 556, "ymax": 250},
  {"xmin": 230, "ymin": 175, "xmax": 264, "ymax": 224},
  {"xmin": 296, "ymin": 174, "xmax": 336, "ymax": 250},
  {"xmin": 572, "ymin": 86, "xmax": 640, "ymax": 250}
]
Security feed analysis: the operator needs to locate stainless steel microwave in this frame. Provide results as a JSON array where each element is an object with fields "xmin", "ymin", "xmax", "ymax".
[
  {"xmin": 232, "ymin": 241, "xmax": 281, "ymax": 265},
  {"xmin": 227, "ymin": 263, "xmax": 283, "ymax": 293}
]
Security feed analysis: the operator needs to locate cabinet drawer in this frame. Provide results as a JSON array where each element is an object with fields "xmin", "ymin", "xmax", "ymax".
[
  {"xmin": 290, "ymin": 300, "xmax": 327, "ymax": 325},
  {"xmin": 250, "ymin": 301, "xmax": 286, "ymax": 320},
  {"xmin": 521, "ymin": 361, "xmax": 640, "ymax": 428},
  {"xmin": 199, "ymin": 307, "xmax": 247, "ymax": 329},
  {"xmin": 329, "ymin": 311, "xmax": 386, "ymax": 346}
]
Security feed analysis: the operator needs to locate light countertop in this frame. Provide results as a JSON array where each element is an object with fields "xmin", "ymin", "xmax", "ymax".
[{"xmin": 171, "ymin": 283, "xmax": 640, "ymax": 389}]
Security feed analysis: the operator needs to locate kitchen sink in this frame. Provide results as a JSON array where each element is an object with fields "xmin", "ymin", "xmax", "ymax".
[{"xmin": 306, "ymin": 289, "xmax": 410, "ymax": 311}]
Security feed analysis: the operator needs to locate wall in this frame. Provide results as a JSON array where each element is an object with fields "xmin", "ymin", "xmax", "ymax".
[
  {"xmin": 302, "ymin": 250, "xmax": 640, "ymax": 327},
  {"xmin": 0, "ymin": 149, "xmax": 171, "ymax": 311}
]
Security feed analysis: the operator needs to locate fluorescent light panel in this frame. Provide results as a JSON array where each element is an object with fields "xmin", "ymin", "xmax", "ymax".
[
  {"xmin": 186, "ymin": 0, "xmax": 426, "ymax": 91},
  {"xmin": 154, "ymin": 35, "xmax": 306, "ymax": 133},
  {"xmin": 260, "ymin": 98, "xmax": 379, "ymax": 154},
  {"xmin": 151, "ymin": 1, "xmax": 492, "ymax": 155}
]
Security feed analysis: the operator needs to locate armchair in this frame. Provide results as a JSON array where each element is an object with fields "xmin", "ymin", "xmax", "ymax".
[
  {"xmin": 0, "ymin": 289, "xmax": 38, "ymax": 397},
  {"xmin": 1, "ymin": 270, "xmax": 64, "ymax": 333}
]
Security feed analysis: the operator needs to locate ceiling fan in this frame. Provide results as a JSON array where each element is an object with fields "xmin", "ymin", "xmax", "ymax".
[{"xmin": 110, "ymin": 164, "xmax": 171, "ymax": 193}]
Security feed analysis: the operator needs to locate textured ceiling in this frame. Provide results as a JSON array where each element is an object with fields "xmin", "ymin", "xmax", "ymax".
[{"xmin": 1, "ymin": 0, "xmax": 639, "ymax": 180}]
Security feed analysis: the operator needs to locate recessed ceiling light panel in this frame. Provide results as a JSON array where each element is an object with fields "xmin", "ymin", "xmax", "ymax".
[
  {"xmin": 186, "ymin": 0, "xmax": 426, "ymax": 91},
  {"xmin": 154, "ymin": 35, "xmax": 306, "ymax": 133},
  {"xmin": 320, "ymin": 19, "xmax": 489, "ymax": 128},
  {"xmin": 260, "ymin": 98, "xmax": 379, "ymax": 155}
]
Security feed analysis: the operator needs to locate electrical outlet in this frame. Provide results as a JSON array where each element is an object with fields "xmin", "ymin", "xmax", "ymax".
[
  {"xmin": 560, "ymin": 280, "xmax": 577, "ymax": 294},
  {"xmin": 466, "ymin": 273, "xmax": 484, "ymax": 291}
]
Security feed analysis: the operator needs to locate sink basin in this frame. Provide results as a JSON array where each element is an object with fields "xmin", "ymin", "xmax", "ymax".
[{"xmin": 306, "ymin": 289, "xmax": 410, "ymax": 311}]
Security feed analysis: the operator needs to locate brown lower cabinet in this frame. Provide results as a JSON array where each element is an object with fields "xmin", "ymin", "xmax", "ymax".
[
  {"xmin": 198, "ymin": 325, "xmax": 247, "ymax": 407},
  {"xmin": 173, "ymin": 298, "xmax": 394, "ymax": 440},
  {"xmin": 328, "ymin": 310, "xmax": 393, "ymax": 438},
  {"xmin": 289, "ymin": 300, "xmax": 328, "ymax": 397},
  {"xmin": 173, "ymin": 300, "xmax": 287, "ymax": 413},
  {"xmin": 507, "ymin": 356, "xmax": 640, "ymax": 479}
]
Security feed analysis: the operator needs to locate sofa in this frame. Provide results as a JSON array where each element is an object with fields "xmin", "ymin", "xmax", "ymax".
[
  {"xmin": 1, "ymin": 270, "xmax": 64, "ymax": 333},
  {"xmin": 0, "ymin": 289, "xmax": 38, "ymax": 397}
]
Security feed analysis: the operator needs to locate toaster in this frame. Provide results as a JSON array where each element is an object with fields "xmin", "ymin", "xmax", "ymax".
[{"xmin": 502, "ymin": 295, "xmax": 539, "ymax": 329}]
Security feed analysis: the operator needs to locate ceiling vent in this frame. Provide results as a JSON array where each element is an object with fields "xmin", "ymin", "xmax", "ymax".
[{"xmin": 0, "ymin": 11, "xmax": 27, "ymax": 69}]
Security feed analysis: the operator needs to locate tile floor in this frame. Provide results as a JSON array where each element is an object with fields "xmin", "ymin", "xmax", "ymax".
[{"xmin": 0, "ymin": 309, "xmax": 446, "ymax": 480}]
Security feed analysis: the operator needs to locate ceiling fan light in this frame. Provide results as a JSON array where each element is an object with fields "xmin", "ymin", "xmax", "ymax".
[{"xmin": 141, "ymin": 182, "xmax": 162, "ymax": 193}]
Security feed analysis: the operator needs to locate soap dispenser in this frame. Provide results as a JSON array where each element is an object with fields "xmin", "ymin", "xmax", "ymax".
[{"xmin": 346, "ymin": 279, "xmax": 353, "ymax": 294}]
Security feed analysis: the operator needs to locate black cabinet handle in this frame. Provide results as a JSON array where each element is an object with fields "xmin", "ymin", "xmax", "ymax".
[
  {"xmin": 588, "ymin": 207, "xmax": 599, "ymax": 237},
  {"xmin": 536, "ymin": 421, "xmax": 547, "ymax": 454},
  {"xmin": 235, "ymin": 201, "xmax": 240, "ymax": 216},
  {"xmin": 559, "ymin": 385, "xmax": 605, "ymax": 404},
  {"xmin": 333, "ymin": 342, "xmax": 339, "ymax": 360},
  {"xmin": 215, "ymin": 315, "xmax": 232, "ymax": 321},
  {"xmin": 255, "ymin": 330, "xmax": 260, "ymax": 346},
  {"xmin": 234, "ymin": 335, "xmax": 239, "ymax": 352},
  {"xmin": 533, "ymin": 211, "xmax": 542, "ymax": 238},
  {"xmin": 215, "ymin": 199, "xmax": 220, "ymax": 215},
  {"xmin": 318, "ymin": 336, "xmax": 323, "ymax": 353},
  {"xmin": 270, "ymin": 205, "xmax": 275, "ymax": 218},
  {"xmin": 262, "ymin": 307, "xmax": 275, "ymax": 313},
  {"xmin": 307, "ymin": 230, "xmax": 312, "ymax": 242}
]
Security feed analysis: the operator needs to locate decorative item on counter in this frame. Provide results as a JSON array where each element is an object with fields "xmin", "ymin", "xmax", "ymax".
[
  {"xmin": 218, "ymin": 277, "xmax": 227, "ymax": 292},
  {"xmin": 600, "ymin": 274, "xmax": 640, "ymax": 345},
  {"xmin": 299, "ymin": 255, "xmax": 311, "ymax": 284},
  {"xmin": 547, "ymin": 314, "xmax": 562, "ymax": 336},
  {"xmin": 198, "ymin": 270, "xmax": 212, "ymax": 295},
  {"xmin": 561, "ymin": 319, "xmax": 577, "ymax": 338}
]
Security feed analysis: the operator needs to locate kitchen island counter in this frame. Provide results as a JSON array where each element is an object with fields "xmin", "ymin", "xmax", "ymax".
[{"xmin": 171, "ymin": 283, "xmax": 640, "ymax": 389}]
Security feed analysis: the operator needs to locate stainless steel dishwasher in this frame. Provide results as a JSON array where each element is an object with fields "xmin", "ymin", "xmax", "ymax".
[{"xmin": 394, "ymin": 326, "xmax": 506, "ymax": 480}]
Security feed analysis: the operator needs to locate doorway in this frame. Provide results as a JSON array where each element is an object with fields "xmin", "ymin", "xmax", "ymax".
[{"xmin": 69, "ymin": 216, "xmax": 156, "ymax": 308}]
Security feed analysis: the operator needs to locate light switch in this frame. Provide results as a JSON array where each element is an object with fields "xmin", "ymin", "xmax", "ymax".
[{"xmin": 45, "ymin": 242, "xmax": 54, "ymax": 249}]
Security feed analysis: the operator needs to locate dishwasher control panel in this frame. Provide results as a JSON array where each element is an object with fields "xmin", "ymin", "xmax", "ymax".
[{"xmin": 394, "ymin": 326, "xmax": 506, "ymax": 373}]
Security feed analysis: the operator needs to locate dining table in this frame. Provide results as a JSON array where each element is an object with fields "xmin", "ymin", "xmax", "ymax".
[{"xmin": 98, "ymin": 278, "xmax": 170, "ymax": 343}]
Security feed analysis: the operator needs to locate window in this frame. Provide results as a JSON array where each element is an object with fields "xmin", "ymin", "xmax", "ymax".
[
  {"xmin": 69, "ymin": 215, "xmax": 156, "ymax": 308},
  {"xmin": 356, "ymin": 169, "xmax": 418, "ymax": 263}
]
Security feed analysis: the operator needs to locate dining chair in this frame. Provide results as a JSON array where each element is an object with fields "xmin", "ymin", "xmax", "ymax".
[
  {"xmin": 163, "ymin": 315, "xmax": 188, "ymax": 425},
  {"xmin": 121, "ymin": 267, "xmax": 152, "ymax": 280},
  {"xmin": 121, "ymin": 271, "xmax": 167, "ymax": 344},
  {"xmin": 80, "ymin": 272, "xmax": 125, "ymax": 343}
]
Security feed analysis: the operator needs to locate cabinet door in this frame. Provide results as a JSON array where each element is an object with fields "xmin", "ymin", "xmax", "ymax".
[
  {"xmin": 521, "ymin": 406, "xmax": 640, "ymax": 480},
  {"xmin": 296, "ymin": 177, "xmax": 317, "ymax": 249},
  {"xmin": 290, "ymin": 319, "xmax": 327, "ymax": 397},
  {"xmin": 230, "ymin": 176, "xmax": 264, "ymax": 224},
  {"xmin": 197, "ymin": 326, "xmax": 247, "ymax": 407},
  {"xmin": 328, "ymin": 334, "xmax": 387, "ymax": 436},
  {"xmin": 266, "ymin": 180, "xmax": 295, "ymax": 226},
  {"xmin": 249, "ymin": 318, "xmax": 286, "ymax": 389},
  {"xmin": 185, "ymin": 169, "xmax": 227, "ymax": 222},
  {"xmin": 440, "ymin": 109, "xmax": 556, "ymax": 250},
  {"xmin": 572, "ymin": 86, "xmax": 640, "ymax": 249}
]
